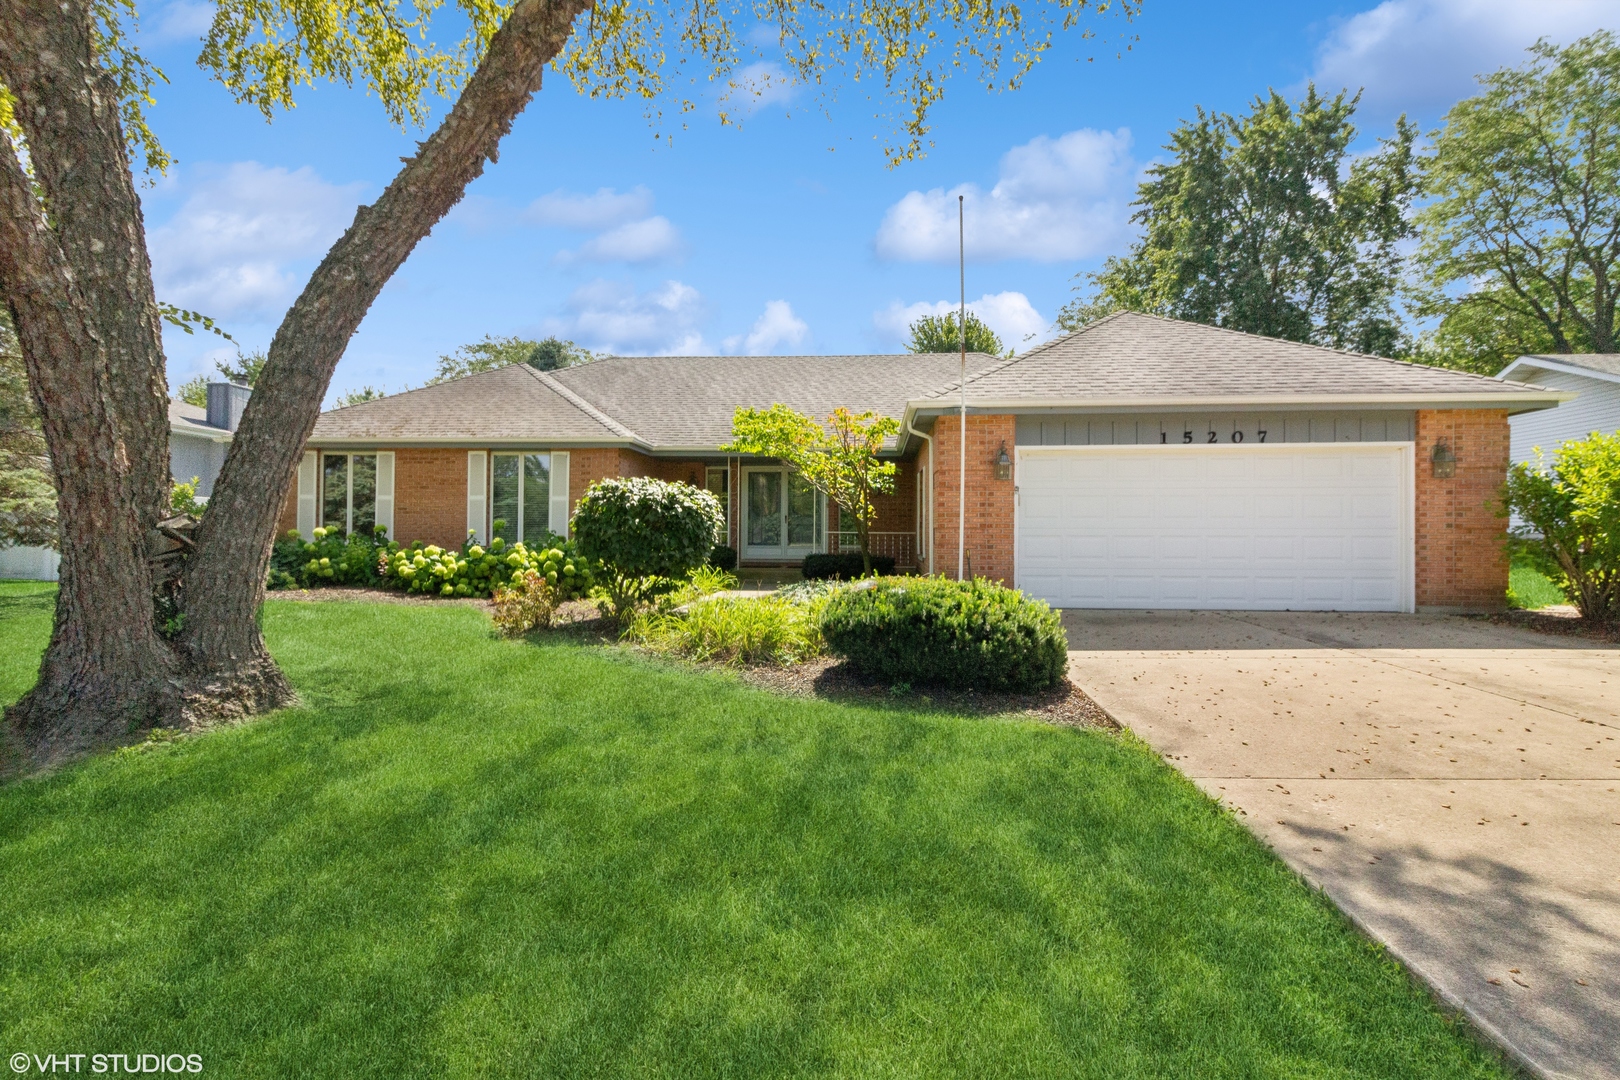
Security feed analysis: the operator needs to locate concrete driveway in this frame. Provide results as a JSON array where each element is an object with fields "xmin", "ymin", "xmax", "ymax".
[{"xmin": 1064, "ymin": 610, "xmax": 1619, "ymax": 1080}]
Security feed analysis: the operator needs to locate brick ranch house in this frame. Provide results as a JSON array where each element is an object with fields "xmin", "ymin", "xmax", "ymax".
[{"xmin": 281, "ymin": 312, "xmax": 1570, "ymax": 612}]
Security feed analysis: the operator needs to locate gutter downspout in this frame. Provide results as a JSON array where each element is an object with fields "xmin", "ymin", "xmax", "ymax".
[{"xmin": 906, "ymin": 415, "xmax": 933, "ymax": 574}]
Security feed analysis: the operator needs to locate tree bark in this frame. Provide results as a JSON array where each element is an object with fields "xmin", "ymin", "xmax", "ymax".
[
  {"xmin": 0, "ymin": 0, "xmax": 590, "ymax": 764},
  {"xmin": 177, "ymin": 0, "xmax": 591, "ymax": 687},
  {"xmin": 0, "ymin": 0, "xmax": 182, "ymax": 763}
]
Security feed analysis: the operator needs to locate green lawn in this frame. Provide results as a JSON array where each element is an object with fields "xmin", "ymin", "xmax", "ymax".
[
  {"xmin": 0, "ymin": 583, "xmax": 1509, "ymax": 1078},
  {"xmin": 1508, "ymin": 558, "xmax": 1568, "ymax": 610}
]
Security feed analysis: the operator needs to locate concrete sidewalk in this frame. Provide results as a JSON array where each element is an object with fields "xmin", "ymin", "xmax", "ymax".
[{"xmin": 1065, "ymin": 610, "xmax": 1620, "ymax": 1080}]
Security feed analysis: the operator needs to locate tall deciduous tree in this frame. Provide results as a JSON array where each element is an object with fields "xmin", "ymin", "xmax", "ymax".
[
  {"xmin": 1412, "ymin": 32, "xmax": 1620, "ymax": 375},
  {"xmin": 726, "ymin": 404, "xmax": 899, "ymax": 576},
  {"xmin": 429, "ymin": 334, "xmax": 595, "ymax": 383},
  {"xmin": 1058, "ymin": 87, "xmax": 1417, "ymax": 355},
  {"xmin": 0, "ymin": 0, "xmax": 1135, "ymax": 764},
  {"xmin": 905, "ymin": 311, "xmax": 1007, "ymax": 357}
]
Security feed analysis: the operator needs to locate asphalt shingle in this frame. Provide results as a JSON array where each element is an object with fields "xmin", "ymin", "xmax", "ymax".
[{"xmin": 927, "ymin": 312, "xmax": 1551, "ymax": 402}]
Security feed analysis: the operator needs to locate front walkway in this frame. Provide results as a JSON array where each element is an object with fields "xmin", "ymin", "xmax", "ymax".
[{"xmin": 1064, "ymin": 610, "xmax": 1620, "ymax": 1080}]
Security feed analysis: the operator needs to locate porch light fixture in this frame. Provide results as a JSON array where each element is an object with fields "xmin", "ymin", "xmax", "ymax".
[
  {"xmin": 994, "ymin": 442, "xmax": 1012, "ymax": 481},
  {"xmin": 1431, "ymin": 439, "xmax": 1457, "ymax": 479}
]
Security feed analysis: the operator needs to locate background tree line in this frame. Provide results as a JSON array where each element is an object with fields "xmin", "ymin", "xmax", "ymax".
[{"xmin": 1057, "ymin": 32, "xmax": 1620, "ymax": 375}]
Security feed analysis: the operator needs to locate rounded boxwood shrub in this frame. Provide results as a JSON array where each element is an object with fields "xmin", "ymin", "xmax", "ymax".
[
  {"xmin": 572, "ymin": 477, "xmax": 725, "ymax": 579},
  {"xmin": 820, "ymin": 576, "xmax": 1068, "ymax": 692}
]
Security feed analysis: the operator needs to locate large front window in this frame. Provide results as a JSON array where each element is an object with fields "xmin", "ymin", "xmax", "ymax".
[
  {"xmin": 491, "ymin": 452, "xmax": 551, "ymax": 543},
  {"xmin": 742, "ymin": 469, "xmax": 823, "ymax": 559},
  {"xmin": 321, "ymin": 453, "xmax": 376, "ymax": 535}
]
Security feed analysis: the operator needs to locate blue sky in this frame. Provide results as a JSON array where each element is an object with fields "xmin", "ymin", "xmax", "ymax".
[{"xmin": 140, "ymin": 0, "xmax": 1620, "ymax": 403}]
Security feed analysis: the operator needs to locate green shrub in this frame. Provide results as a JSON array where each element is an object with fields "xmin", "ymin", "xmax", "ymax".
[
  {"xmin": 491, "ymin": 570, "xmax": 557, "ymax": 636},
  {"xmin": 802, "ymin": 551, "xmax": 896, "ymax": 580},
  {"xmin": 572, "ymin": 478, "xmax": 725, "ymax": 622},
  {"xmin": 268, "ymin": 526, "xmax": 387, "ymax": 589},
  {"xmin": 632, "ymin": 595, "xmax": 825, "ymax": 665},
  {"xmin": 380, "ymin": 532, "xmax": 598, "ymax": 600},
  {"xmin": 820, "ymin": 576, "xmax": 1068, "ymax": 691},
  {"xmin": 1505, "ymin": 431, "xmax": 1620, "ymax": 624},
  {"xmin": 170, "ymin": 477, "xmax": 205, "ymax": 517},
  {"xmin": 709, "ymin": 544, "xmax": 738, "ymax": 571}
]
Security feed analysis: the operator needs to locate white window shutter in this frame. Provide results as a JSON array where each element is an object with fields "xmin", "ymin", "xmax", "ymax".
[
  {"xmin": 467, "ymin": 451, "xmax": 488, "ymax": 544},
  {"xmin": 548, "ymin": 451, "xmax": 571, "ymax": 538},
  {"xmin": 296, "ymin": 451, "xmax": 318, "ymax": 540},
  {"xmin": 375, "ymin": 452, "xmax": 395, "ymax": 540}
]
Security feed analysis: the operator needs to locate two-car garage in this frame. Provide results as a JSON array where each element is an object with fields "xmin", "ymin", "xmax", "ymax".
[{"xmin": 1015, "ymin": 442, "xmax": 1415, "ymax": 612}]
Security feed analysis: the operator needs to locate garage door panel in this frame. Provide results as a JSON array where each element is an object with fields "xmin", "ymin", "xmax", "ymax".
[{"xmin": 1016, "ymin": 446, "xmax": 1410, "ymax": 611}]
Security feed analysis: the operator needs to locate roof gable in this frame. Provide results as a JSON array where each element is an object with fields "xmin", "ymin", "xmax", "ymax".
[
  {"xmin": 922, "ymin": 312, "xmax": 1553, "ymax": 405},
  {"xmin": 1499, "ymin": 353, "xmax": 1620, "ymax": 385}
]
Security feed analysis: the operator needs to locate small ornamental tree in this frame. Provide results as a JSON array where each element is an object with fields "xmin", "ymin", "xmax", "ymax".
[
  {"xmin": 571, "ymin": 478, "xmax": 725, "ymax": 622},
  {"xmin": 1505, "ymin": 431, "xmax": 1620, "ymax": 625},
  {"xmin": 725, "ymin": 405, "xmax": 901, "ymax": 576}
]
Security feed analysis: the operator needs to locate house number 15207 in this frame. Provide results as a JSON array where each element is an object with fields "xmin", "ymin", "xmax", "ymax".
[{"xmin": 1161, "ymin": 429, "xmax": 1269, "ymax": 444}]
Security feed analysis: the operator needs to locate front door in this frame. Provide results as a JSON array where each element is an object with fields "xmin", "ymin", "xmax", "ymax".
[{"xmin": 743, "ymin": 469, "xmax": 824, "ymax": 561}]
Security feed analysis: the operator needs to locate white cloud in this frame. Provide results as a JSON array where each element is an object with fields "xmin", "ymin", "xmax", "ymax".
[
  {"xmin": 1311, "ymin": 0, "xmax": 1620, "ymax": 120},
  {"xmin": 562, "ymin": 216, "xmax": 683, "ymax": 263},
  {"xmin": 147, "ymin": 161, "xmax": 365, "ymax": 321},
  {"xmin": 720, "ymin": 62, "xmax": 797, "ymax": 116},
  {"xmin": 875, "ymin": 128, "xmax": 1135, "ymax": 263},
  {"xmin": 545, "ymin": 279, "xmax": 709, "ymax": 355},
  {"xmin": 147, "ymin": 1, "xmax": 214, "ymax": 42},
  {"xmin": 873, "ymin": 292, "xmax": 1050, "ymax": 352},
  {"xmin": 523, "ymin": 186, "xmax": 654, "ymax": 230},
  {"xmin": 724, "ymin": 300, "xmax": 810, "ymax": 355}
]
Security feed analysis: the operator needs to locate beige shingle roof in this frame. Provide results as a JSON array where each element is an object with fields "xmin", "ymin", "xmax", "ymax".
[
  {"xmin": 548, "ymin": 353, "xmax": 998, "ymax": 448},
  {"xmin": 169, "ymin": 399, "xmax": 231, "ymax": 440},
  {"xmin": 310, "ymin": 364, "xmax": 627, "ymax": 444},
  {"xmin": 923, "ymin": 312, "xmax": 1556, "ymax": 404}
]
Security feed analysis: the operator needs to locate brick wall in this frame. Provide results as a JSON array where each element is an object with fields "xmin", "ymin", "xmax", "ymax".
[
  {"xmin": 392, "ymin": 448, "xmax": 469, "ymax": 548},
  {"xmin": 1415, "ymin": 409, "xmax": 1510, "ymax": 611},
  {"xmin": 930, "ymin": 414, "xmax": 1016, "ymax": 583}
]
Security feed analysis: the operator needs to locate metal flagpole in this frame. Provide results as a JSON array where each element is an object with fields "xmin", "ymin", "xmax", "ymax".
[{"xmin": 957, "ymin": 194, "xmax": 966, "ymax": 582}]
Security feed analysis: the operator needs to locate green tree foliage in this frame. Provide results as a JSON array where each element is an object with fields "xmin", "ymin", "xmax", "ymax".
[
  {"xmin": 429, "ymin": 335, "xmax": 596, "ymax": 384},
  {"xmin": 176, "ymin": 375, "xmax": 210, "ymax": 408},
  {"xmin": 1412, "ymin": 33, "xmax": 1620, "ymax": 374},
  {"xmin": 213, "ymin": 350, "xmax": 267, "ymax": 387},
  {"xmin": 1058, "ymin": 87, "xmax": 1418, "ymax": 355},
  {"xmin": 905, "ymin": 311, "xmax": 1008, "ymax": 356},
  {"xmin": 1505, "ymin": 431, "xmax": 1620, "ymax": 624},
  {"xmin": 725, "ymin": 404, "xmax": 899, "ymax": 575},
  {"xmin": 0, "ymin": 311, "xmax": 55, "ymax": 548},
  {"xmin": 571, "ymin": 477, "xmax": 725, "ymax": 622},
  {"xmin": 336, "ymin": 386, "xmax": 385, "ymax": 407}
]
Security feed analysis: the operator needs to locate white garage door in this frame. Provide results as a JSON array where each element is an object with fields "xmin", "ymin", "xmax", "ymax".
[{"xmin": 1016, "ymin": 444, "xmax": 1413, "ymax": 611}]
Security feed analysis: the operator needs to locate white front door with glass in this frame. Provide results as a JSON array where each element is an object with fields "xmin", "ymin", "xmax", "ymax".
[{"xmin": 742, "ymin": 469, "xmax": 825, "ymax": 560}]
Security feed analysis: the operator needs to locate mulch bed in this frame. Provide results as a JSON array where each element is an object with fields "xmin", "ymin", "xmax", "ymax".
[
  {"xmin": 732, "ymin": 655, "xmax": 1119, "ymax": 730},
  {"xmin": 1481, "ymin": 606, "xmax": 1620, "ymax": 644}
]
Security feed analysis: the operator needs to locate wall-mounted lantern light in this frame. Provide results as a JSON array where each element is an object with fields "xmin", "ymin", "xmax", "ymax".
[
  {"xmin": 1431, "ymin": 439, "xmax": 1457, "ymax": 479},
  {"xmin": 994, "ymin": 442, "xmax": 1013, "ymax": 481}
]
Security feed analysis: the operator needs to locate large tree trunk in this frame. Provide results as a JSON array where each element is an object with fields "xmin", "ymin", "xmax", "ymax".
[
  {"xmin": 0, "ymin": 0, "xmax": 589, "ymax": 765},
  {"xmin": 0, "ymin": 0, "xmax": 182, "ymax": 763},
  {"xmin": 180, "ymin": 0, "xmax": 590, "ymax": 690}
]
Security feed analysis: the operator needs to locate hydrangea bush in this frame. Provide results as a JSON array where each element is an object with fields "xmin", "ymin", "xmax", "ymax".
[{"xmin": 381, "ymin": 532, "xmax": 599, "ymax": 599}]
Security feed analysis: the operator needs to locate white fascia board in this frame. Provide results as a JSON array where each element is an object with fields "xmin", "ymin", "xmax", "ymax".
[
  {"xmin": 904, "ymin": 391, "xmax": 1574, "ymax": 417},
  {"xmin": 170, "ymin": 424, "xmax": 232, "ymax": 443},
  {"xmin": 1498, "ymin": 356, "xmax": 1620, "ymax": 387},
  {"xmin": 307, "ymin": 437, "xmax": 639, "ymax": 450}
]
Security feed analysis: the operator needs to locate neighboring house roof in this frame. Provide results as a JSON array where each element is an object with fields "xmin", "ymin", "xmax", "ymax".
[
  {"xmin": 310, "ymin": 363, "xmax": 630, "ymax": 446},
  {"xmin": 169, "ymin": 399, "xmax": 232, "ymax": 442},
  {"xmin": 1498, "ymin": 353, "xmax": 1620, "ymax": 385},
  {"xmin": 912, "ymin": 312, "xmax": 1569, "ymax": 413},
  {"xmin": 548, "ymin": 353, "xmax": 997, "ymax": 450}
]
